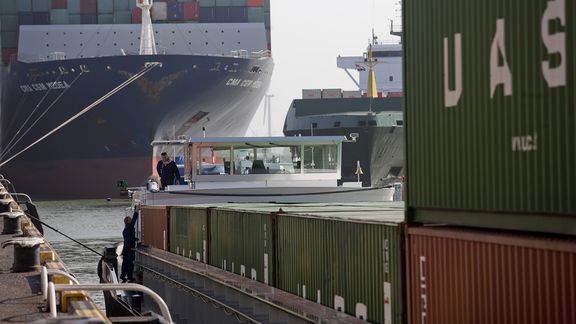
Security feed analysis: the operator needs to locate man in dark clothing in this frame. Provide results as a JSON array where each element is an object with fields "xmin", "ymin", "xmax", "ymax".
[
  {"xmin": 120, "ymin": 209, "xmax": 139, "ymax": 282},
  {"xmin": 156, "ymin": 152, "xmax": 180, "ymax": 189}
]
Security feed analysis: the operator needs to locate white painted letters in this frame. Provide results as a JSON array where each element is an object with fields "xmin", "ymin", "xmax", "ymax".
[
  {"xmin": 443, "ymin": 34, "xmax": 463, "ymax": 107},
  {"xmin": 541, "ymin": 0, "xmax": 566, "ymax": 87},
  {"xmin": 490, "ymin": 19, "xmax": 512, "ymax": 98}
]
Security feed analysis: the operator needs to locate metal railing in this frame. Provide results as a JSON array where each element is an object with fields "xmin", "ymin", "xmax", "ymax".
[
  {"xmin": 47, "ymin": 282, "xmax": 173, "ymax": 323},
  {"xmin": 41, "ymin": 266, "xmax": 173, "ymax": 323}
]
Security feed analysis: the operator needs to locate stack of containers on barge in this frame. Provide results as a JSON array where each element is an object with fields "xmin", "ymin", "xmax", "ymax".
[
  {"xmin": 404, "ymin": 0, "xmax": 576, "ymax": 322},
  {"xmin": 138, "ymin": 202, "xmax": 406, "ymax": 323},
  {"xmin": 0, "ymin": 0, "xmax": 273, "ymax": 199}
]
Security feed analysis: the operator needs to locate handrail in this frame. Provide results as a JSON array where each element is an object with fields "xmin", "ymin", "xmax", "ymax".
[
  {"xmin": 41, "ymin": 266, "xmax": 80, "ymax": 300},
  {"xmin": 48, "ymin": 283, "xmax": 173, "ymax": 323},
  {"xmin": 9, "ymin": 193, "xmax": 33, "ymax": 204}
]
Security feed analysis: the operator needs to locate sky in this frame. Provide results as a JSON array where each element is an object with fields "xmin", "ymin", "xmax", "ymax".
[{"xmin": 246, "ymin": 0, "xmax": 400, "ymax": 136}]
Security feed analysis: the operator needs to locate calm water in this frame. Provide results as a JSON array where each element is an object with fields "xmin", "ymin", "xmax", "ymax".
[{"xmin": 36, "ymin": 199, "xmax": 131, "ymax": 310}]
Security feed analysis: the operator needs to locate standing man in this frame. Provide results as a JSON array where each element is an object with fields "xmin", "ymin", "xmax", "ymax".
[
  {"xmin": 120, "ymin": 208, "xmax": 139, "ymax": 282},
  {"xmin": 156, "ymin": 152, "xmax": 181, "ymax": 190}
]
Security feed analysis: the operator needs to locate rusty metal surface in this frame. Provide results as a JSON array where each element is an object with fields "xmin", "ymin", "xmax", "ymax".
[
  {"xmin": 140, "ymin": 206, "xmax": 170, "ymax": 251},
  {"xmin": 406, "ymin": 226, "xmax": 576, "ymax": 324}
]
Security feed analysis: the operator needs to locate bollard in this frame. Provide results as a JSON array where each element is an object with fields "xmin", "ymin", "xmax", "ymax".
[
  {"xmin": 0, "ymin": 198, "xmax": 13, "ymax": 213},
  {"xmin": 1, "ymin": 211, "xmax": 24, "ymax": 235},
  {"xmin": 2, "ymin": 237, "xmax": 44, "ymax": 272}
]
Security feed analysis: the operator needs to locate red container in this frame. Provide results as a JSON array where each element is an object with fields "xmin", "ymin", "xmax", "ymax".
[
  {"xmin": 51, "ymin": 0, "xmax": 67, "ymax": 9},
  {"xmin": 80, "ymin": 0, "xmax": 97, "ymax": 14},
  {"xmin": 131, "ymin": 7, "xmax": 142, "ymax": 23},
  {"xmin": 1, "ymin": 48, "xmax": 17, "ymax": 65},
  {"xmin": 183, "ymin": 1, "xmax": 199, "ymax": 20},
  {"xmin": 247, "ymin": 0, "xmax": 263, "ymax": 7},
  {"xmin": 406, "ymin": 226, "xmax": 576, "ymax": 324},
  {"xmin": 140, "ymin": 206, "xmax": 170, "ymax": 251}
]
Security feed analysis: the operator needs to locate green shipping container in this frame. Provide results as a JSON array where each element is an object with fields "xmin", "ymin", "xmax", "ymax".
[
  {"xmin": 1, "ymin": 31, "xmax": 18, "ymax": 47},
  {"xmin": 1, "ymin": 15, "xmax": 19, "ymax": 32},
  {"xmin": 18, "ymin": 0, "xmax": 32, "ymax": 12},
  {"xmin": 199, "ymin": 0, "xmax": 216, "ymax": 7},
  {"xmin": 98, "ymin": 0, "xmax": 114, "ymax": 14},
  {"xmin": 0, "ymin": 0, "xmax": 18, "ymax": 14},
  {"xmin": 113, "ymin": 10, "xmax": 131, "ymax": 23},
  {"xmin": 247, "ymin": 6, "xmax": 262, "ymax": 22},
  {"xmin": 69, "ymin": 13, "xmax": 80, "ymax": 24},
  {"xmin": 264, "ymin": 11, "xmax": 269, "ymax": 27},
  {"xmin": 263, "ymin": 0, "xmax": 269, "ymax": 12},
  {"xmin": 68, "ymin": 0, "xmax": 80, "ymax": 14},
  {"xmin": 276, "ymin": 210, "xmax": 404, "ymax": 324},
  {"xmin": 98, "ymin": 13, "xmax": 113, "ymax": 24},
  {"xmin": 114, "ymin": 0, "xmax": 129, "ymax": 11},
  {"xmin": 209, "ymin": 208, "xmax": 273, "ymax": 284},
  {"xmin": 169, "ymin": 207, "xmax": 208, "ymax": 262},
  {"xmin": 215, "ymin": 0, "xmax": 231, "ymax": 6},
  {"xmin": 31, "ymin": 0, "xmax": 49, "ymax": 12},
  {"xmin": 50, "ymin": 9, "xmax": 69, "ymax": 24},
  {"xmin": 404, "ymin": 0, "xmax": 576, "ymax": 235},
  {"xmin": 230, "ymin": 0, "xmax": 246, "ymax": 6}
]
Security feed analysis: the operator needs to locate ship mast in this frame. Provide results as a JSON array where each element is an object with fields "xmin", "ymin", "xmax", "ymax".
[{"xmin": 137, "ymin": 0, "xmax": 157, "ymax": 55}]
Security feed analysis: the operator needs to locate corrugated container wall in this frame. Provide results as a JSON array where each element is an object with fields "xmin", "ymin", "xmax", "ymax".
[
  {"xmin": 32, "ymin": 0, "xmax": 50, "ymax": 11},
  {"xmin": 18, "ymin": 11, "xmax": 34, "ymax": 24},
  {"xmin": 209, "ymin": 209, "xmax": 273, "ymax": 285},
  {"xmin": 151, "ymin": 1, "xmax": 167, "ymax": 20},
  {"xmin": 114, "ymin": 0, "xmax": 129, "ymax": 11},
  {"xmin": 18, "ymin": 0, "xmax": 32, "ymax": 12},
  {"xmin": 50, "ymin": 9, "xmax": 69, "ymax": 24},
  {"xmin": 406, "ymin": 226, "xmax": 576, "ymax": 324},
  {"xmin": 67, "ymin": 0, "xmax": 79, "ymax": 14},
  {"xmin": 140, "ymin": 206, "xmax": 170, "ymax": 251},
  {"xmin": 169, "ymin": 207, "xmax": 208, "ymax": 262},
  {"xmin": 404, "ymin": 0, "xmax": 576, "ymax": 235},
  {"xmin": 277, "ymin": 214, "xmax": 405, "ymax": 324},
  {"xmin": 1, "ymin": 15, "xmax": 19, "ymax": 31},
  {"xmin": 97, "ymin": 0, "xmax": 114, "ymax": 14},
  {"xmin": 0, "ymin": 1, "xmax": 17, "ymax": 14}
]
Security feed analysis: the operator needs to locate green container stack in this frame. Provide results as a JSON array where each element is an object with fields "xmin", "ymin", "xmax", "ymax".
[
  {"xmin": 98, "ymin": 0, "xmax": 114, "ymax": 14},
  {"xmin": 404, "ymin": 0, "xmax": 576, "ymax": 235},
  {"xmin": 209, "ymin": 208, "xmax": 273, "ymax": 284},
  {"xmin": 1, "ymin": 15, "xmax": 19, "ymax": 31},
  {"xmin": 68, "ymin": 13, "xmax": 80, "ymax": 24},
  {"xmin": 98, "ymin": 13, "xmax": 113, "ymax": 24},
  {"xmin": 50, "ymin": 9, "xmax": 69, "ymax": 24},
  {"xmin": 276, "ymin": 211, "xmax": 404, "ymax": 324},
  {"xmin": 169, "ymin": 207, "xmax": 209, "ymax": 262},
  {"xmin": 1, "ymin": 31, "xmax": 18, "ymax": 47},
  {"xmin": 0, "ymin": 0, "xmax": 18, "ymax": 14},
  {"xmin": 199, "ymin": 0, "xmax": 216, "ymax": 7},
  {"xmin": 17, "ymin": 0, "xmax": 32, "ymax": 12},
  {"xmin": 68, "ymin": 0, "xmax": 80, "ymax": 14},
  {"xmin": 114, "ymin": 0, "xmax": 130, "ymax": 11},
  {"xmin": 31, "ymin": 0, "xmax": 49, "ymax": 12},
  {"xmin": 247, "ymin": 6, "xmax": 263, "ymax": 22},
  {"xmin": 113, "ymin": 10, "xmax": 131, "ymax": 23}
]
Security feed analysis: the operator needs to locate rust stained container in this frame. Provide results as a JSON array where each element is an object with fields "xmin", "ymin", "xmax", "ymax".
[
  {"xmin": 404, "ymin": 0, "xmax": 576, "ymax": 235},
  {"xmin": 406, "ymin": 226, "xmax": 576, "ymax": 324},
  {"xmin": 140, "ymin": 206, "xmax": 170, "ymax": 250}
]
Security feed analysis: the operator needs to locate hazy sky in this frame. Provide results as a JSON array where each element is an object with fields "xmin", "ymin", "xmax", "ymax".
[{"xmin": 246, "ymin": 0, "xmax": 400, "ymax": 136}]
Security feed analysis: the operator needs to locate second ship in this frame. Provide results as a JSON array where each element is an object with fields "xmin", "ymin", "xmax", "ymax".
[{"xmin": 0, "ymin": 0, "xmax": 273, "ymax": 198}]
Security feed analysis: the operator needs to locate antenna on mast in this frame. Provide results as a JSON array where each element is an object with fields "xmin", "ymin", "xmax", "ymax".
[{"xmin": 137, "ymin": 0, "xmax": 157, "ymax": 55}]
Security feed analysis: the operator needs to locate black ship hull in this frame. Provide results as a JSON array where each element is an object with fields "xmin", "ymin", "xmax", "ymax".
[{"xmin": 0, "ymin": 54, "xmax": 273, "ymax": 198}]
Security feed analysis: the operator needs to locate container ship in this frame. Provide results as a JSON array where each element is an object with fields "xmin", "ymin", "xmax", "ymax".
[
  {"xmin": 0, "ymin": 0, "xmax": 273, "ymax": 199},
  {"xmin": 283, "ymin": 36, "xmax": 403, "ymax": 188}
]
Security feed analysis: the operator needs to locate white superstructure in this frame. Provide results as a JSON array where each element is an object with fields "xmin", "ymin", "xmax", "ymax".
[{"xmin": 336, "ymin": 42, "xmax": 402, "ymax": 93}]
